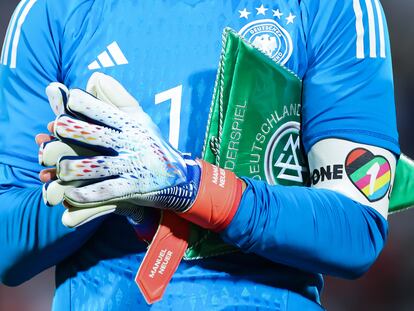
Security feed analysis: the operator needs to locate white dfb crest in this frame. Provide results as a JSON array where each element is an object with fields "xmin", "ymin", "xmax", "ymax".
[
  {"xmin": 252, "ymin": 34, "xmax": 277, "ymax": 57},
  {"xmin": 238, "ymin": 19, "xmax": 293, "ymax": 65}
]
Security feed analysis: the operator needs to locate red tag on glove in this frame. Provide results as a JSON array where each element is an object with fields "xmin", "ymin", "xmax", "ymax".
[{"xmin": 135, "ymin": 211, "xmax": 189, "ymax": 304}]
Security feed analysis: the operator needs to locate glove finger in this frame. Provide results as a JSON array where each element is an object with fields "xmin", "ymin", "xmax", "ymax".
[
  {"xmin": 42, "ymin": 180, "xmax": 88, "ymax": 206},
  {"xmin": 63, "ymin": 176, "xmax": 181, "ymax": 210},
  {"xmin": 40, "ymin": 138, "xmax": 102, "ymax": 167},
  {"xmin": 57, "ymin": 152, "xmax": 179, "ymax": 191},
  {"xmin": 54, "ymin": 115, "xmax": 120, "ymax": 155},
  {"xmin": 61, "ymin": 200, "xmax": 145, "ymax": 228},
  {"xmin": 46, "ymin": 82, "xmax": 69, "ymax": 116},
  {"xmin": 57, "ymin": 155, "xmax": 117, "ymax": 182},
  {"xmin": 39, "ymin": 139, "xmax": 78, "ymax": 166},
  {"xmin": 62, "ymin": 203, "xmax": 117, "ymax": 228},
  {"xmin": 86, "ymin": 73, "xmax": 160, "ymax": 134},
  {"xmin": 87, "ymin": 72, "xmax": 142, "ymax": 115},
  {"xmin": 63, "ymin": 177, "xmax": 139, "ymax": 207},
  {"xmin": 66, "ymin": 88, "xmax": 133, "ymax": 131}
]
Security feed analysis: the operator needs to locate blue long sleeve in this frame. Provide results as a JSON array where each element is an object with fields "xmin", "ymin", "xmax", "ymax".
[
  {"xmin": 222, "ymin": 177, "xmax": 388, "ymax": 279},
  {"xmin": 0, "ymin": 0, "xmax": 102, "ymax": 286},
  {"xmin": 0, "ymin": 164, "xmax": 101, "ymax": 286}
]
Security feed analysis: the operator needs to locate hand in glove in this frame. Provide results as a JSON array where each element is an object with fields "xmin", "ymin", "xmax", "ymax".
[{"xmin": 39, "ymin": 73, "xmax": 244, "ymax": 232}]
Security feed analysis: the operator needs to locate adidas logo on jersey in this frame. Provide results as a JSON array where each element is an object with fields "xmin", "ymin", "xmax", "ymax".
[{"xmin": 88, "ymin": 42, "xmax": 128, "ymax": 70}]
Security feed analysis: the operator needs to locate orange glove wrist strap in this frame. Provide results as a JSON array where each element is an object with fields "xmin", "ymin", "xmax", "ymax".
[{"xmin": 180, "ymin": 160, "xmax": 243, "ymax": 232}]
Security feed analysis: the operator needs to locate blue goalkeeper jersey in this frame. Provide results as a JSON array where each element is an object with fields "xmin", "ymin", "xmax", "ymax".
[{"xmin": 0, "ymin": 0, "xmax": 399, "ymax": 310}]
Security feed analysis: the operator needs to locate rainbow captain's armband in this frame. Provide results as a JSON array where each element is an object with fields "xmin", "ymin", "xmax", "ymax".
[{"xmin": 308, "ymin": 138, "xmax": 397, "ymax": 219}]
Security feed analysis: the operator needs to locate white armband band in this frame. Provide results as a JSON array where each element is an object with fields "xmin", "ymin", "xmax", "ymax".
[{"xmin": 308, "ymin": 138, "xmax": 396, "ymax": 219}]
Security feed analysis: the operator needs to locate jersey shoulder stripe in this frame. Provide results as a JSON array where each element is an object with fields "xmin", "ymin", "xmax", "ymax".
[
  {"xmin": 353, "ymin": 0, "xmax": 387, "ymax": 59},
  {"xmin": 0, "ymin": 0, "xmax": 28, "ymax": 66},
  {"xmin": 0, "ymin": 0, "xmax": 94, "ymax": 71},
  {"xmin": 1, "ymin": 0, "xmax": 38, "ymax": 69}
]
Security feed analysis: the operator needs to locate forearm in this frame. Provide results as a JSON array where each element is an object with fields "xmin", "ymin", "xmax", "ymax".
[
  {"xmin": 0, "ymin": 186, "xmax": 101, "ymax": 286},
  {"xmin": 221, "ymin": 178, "xmax": 387, "ymax": 279}
]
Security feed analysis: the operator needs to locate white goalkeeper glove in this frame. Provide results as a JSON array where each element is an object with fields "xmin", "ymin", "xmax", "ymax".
[{"xmin": 40, "ymin": 73, "xmax": 244, "ymax": 232}]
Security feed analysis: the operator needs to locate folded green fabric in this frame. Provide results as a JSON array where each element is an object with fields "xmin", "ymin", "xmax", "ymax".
[{"xmin": 185, "ymin": 28, "xmax": 306, "ymax": 259}]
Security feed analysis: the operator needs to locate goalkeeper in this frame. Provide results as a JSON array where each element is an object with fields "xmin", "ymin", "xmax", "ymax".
[{"xmin": 0, "ymin": 0, "xmax": 399, "ymax": 310}]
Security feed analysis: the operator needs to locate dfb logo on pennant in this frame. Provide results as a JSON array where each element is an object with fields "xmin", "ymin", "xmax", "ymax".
[{"xmin": 264, "ymin": 122, "xmax": 308, "ymax": 186}]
